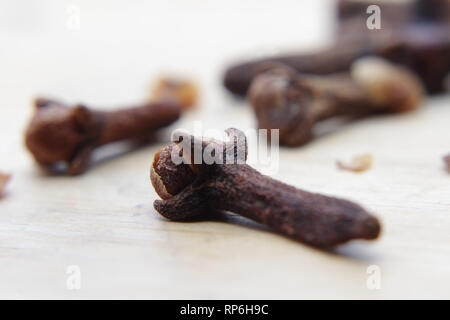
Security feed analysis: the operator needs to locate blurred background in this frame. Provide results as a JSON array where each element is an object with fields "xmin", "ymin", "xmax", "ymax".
[
  {"xmin": 0, "ymin": 0, "xmax": 333, "ymax": 104},
  {"xmin": 1, "ymin": 0, "xmax": 449, "ymax": 299},
  {"xmin": 0, "ymin": 0, "xmax": 333, "ymax": 150}
]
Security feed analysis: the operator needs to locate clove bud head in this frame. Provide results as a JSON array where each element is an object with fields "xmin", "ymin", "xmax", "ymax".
[
  {"xmin": 151, "ymin": 143, "xmax": 196, "ymax": 200},
  {"xmin": 25, "ymin": 99, "xmax": 96, "ymax": 168},
  {"xmin": 151, "ymin": 128, "xmax": 246, "ymax": 202}
]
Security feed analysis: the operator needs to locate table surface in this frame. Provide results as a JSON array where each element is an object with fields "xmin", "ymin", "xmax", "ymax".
[{"xmin": 1, "ymin": 1, "xmax": 449, "ymax": 299}]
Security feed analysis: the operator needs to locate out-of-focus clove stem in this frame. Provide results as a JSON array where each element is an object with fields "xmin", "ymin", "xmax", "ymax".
[
  {"xmin": 224, "ymin": 23, "xmax": 450, "ymax": 96},
  {"xmin": 248, "ymin": 57, "xmax": 424, "ymax": 146}
]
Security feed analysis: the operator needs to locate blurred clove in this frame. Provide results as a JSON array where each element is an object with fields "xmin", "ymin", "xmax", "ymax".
[
  {"xmin": 223, "ymin": 23, "xmax": 450, "ymax": 96},
  {"xmin": 248, "ymin": 57, "xmax": 423, "ymax": 146},
  {"xmin": 337, "ymin": 0, "xmax": 417, "ymax": 35},
  {"xmin": 25, "ymin": 98, "xmax": 181, "ymax": 175},
  {"xmin": 151, "ymin": 77, "xmax": 198, "ymax": 110}
]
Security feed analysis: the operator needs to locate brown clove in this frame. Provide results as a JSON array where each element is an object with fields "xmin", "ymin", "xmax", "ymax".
[
  {"xmin": 223, "ymin": 23, "xmax": 450, "ymax": 96},
  {"xmin": 150, "ymin": 128, "xmax": 381, "ymax": 248},
  {"xmin": 25, "ymin": 98, "xmax": 181, "ymax": 175},
  {"xmin": 248, "ymin": 57, "xmax": 423, "ymax": 146}
]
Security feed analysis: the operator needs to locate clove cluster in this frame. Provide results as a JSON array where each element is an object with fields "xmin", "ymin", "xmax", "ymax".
[
  {"xmin": 224, "ymin": 0, "xmax": 450, "ymax": 96},
  {"xmin": 223, "ymin": 0, "xmax": 449, "ymax": 146}
]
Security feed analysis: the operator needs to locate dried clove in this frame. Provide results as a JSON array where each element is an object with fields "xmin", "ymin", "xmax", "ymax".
[
  {"xmin": 150, "ymin": 128, "xmax": 381, "ymax": 248},
  {"xmin": 223, "ymin": 23, "xmax": 450, "ymax": 96},
  {"xmin": 0, "ymin": 173, "xmax": 11, "ymax": 197},
  {"xmin": 248, "ymin": 57, "xmax": 423, "ymax": 146},
  {"xmin": 25, "ymin": 98, "xmax": 181, "ymax": 175}
]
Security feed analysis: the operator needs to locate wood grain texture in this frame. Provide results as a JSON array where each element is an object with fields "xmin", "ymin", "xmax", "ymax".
[{"xmin": 0, "ymin": 1, "xmax": 449, "ymax": 299}]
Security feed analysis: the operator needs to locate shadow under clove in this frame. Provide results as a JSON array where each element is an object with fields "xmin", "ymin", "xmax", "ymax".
[{"xmin": 164, "ymin": 209, "xmax": 381, "ymax": 261}]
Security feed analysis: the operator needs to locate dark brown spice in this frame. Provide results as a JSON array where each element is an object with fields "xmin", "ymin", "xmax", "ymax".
[
  {"xmin": 25, "ymin": 98, "xmax": 181, "ymax": 175},
  {"xmin": 415, "ymin": 0, "xmax": 450, "ymax": 24},
  {"xmin": 248, "ymin": 57, "xmax": 423, "ymax": 146},
  {"xmin": 223, "ymin": 23, "xmax": 450, "ymax": 96},
  {"xmin": 150, "ymin": 128, "xmax": 381, "ymax": 248}
]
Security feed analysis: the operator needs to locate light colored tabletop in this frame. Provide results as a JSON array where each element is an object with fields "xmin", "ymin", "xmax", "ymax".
[{"xmin": 0, "ymin": 1, "xmax": 449, "ymax": 299}]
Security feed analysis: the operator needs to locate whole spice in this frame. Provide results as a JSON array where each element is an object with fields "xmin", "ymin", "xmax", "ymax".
[
  {"xmin": 248, "ymin": 57, "xmax": 423, "ymax": 146},
  {"xmin": 150, "ymin": 128, "xmax": 381, "ymax": 247},
  {"xmin": 25, "ymin": 98, "xmax": 181, "ymax": 175},
  {"xmin": 223, "ymin": 23, "xmax": 450, "ymax": 96},
  {"xmin": 0, "ymin": 173, "xmax": 11, "ymax": 197}
]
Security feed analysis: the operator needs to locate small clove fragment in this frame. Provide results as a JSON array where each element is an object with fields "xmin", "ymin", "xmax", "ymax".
[
  {"xmin": 150, "ymin": 128, "xmax": 381, "ymax": 248},
  {"xmin": 337, "ymin": 154, "xmax": 373, "ymax": 173},
  {"xmin": 248, "ymin": 57, "xmax": 423, "ymax": 146},
  {"xmin": 25, "ymin": 98, "xmax": 182, "ymax": 175},
  {"xmin": 0, "ymin": 173, "xmax": 11, "ymax": 197},
  {"xmin": 151, "ymin": 77, "xmax": 198, "ymax": 110}
]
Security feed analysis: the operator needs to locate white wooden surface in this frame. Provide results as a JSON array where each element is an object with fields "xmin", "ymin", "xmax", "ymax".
[{"xmin": 0, "ymin": 0, "xmax": 449, "ymax": 299}]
